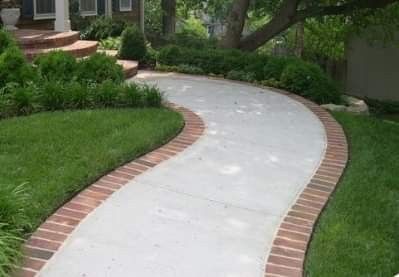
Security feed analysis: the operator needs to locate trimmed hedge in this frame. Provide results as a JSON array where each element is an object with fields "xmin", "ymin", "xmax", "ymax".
[{"xmin": 158, "ymin": 45, "xmax": 341, "ymax": 104}]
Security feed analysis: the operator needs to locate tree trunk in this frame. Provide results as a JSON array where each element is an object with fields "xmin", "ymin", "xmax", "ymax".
[
  {"xmin": 219, "ymin": 0, "xmax": 250, "ymax": 49},
  {"xmin": 161, "ymin": 0, "xmax": 176, "ymax": 37},
  {"xmin": 294, "ymin": 21, "xmax": 305, "ymax": 57},
  {"xmin": 239, "ymin": 0, "xmax": 300, "ymax": 51}
]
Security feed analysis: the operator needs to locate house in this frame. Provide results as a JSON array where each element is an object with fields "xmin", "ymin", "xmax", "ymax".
[{"xmin": 15, "ymin": 0, "xmax": 144, "ymax": 32}]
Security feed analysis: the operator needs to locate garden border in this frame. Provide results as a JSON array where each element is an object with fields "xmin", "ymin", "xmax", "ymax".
[
  {"xmin": 16, "ymin": 103, "xmax": 205, "ymax": 277},
  {"xmin": 263, "ymin": 90, "xmax": 348, "ymax": 277}
]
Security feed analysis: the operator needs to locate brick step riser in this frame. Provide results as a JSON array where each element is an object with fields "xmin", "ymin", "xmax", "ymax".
[
  {"xmin": 19, "ymin": 33, "xmax": 80, "ymax": 50},
  {"xmin": 24, "ymin": 43, "xmax": 98, "ymax": 62}
]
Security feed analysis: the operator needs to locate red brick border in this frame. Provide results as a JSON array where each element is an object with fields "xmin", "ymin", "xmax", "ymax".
[
  {"xmin": 263, "ymin": 92, "xmax": 348, "ymax": 277},
  {"xmin": 16, "ymin": 104, "xmax": 205, "ymax": 277}
]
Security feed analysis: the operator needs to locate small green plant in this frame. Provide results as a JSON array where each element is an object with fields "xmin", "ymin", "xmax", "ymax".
[
  {"xmin": 76, "ymin": 53, "xmax": 124, "ymax": 84},
  {"xmin": 34, "ymin": 51, "xmax": 78, "ymax": 82},
  {"xmin": 263, "ymin": 57, "xmax": 293, "ymax": 80},
  {"xmin": 142, "ymin": 85, "xmax": 162, "ymax": 107},
  {"xmin": 99, "ymin": 36, "xmax": 122, "ymax": 50},
  {"xmin": 80, "ymin": 16, "xmax": 126, "ymax": 40},
  {"xmin": 0, "ymin": 28, "xmax": 16, "ymax": 55},
  {"xmin": 119, "ymin": 25, "xmax": 147, "ymax": 61},
  {"xmin": 226, "ymin": 70, "xmax": 255, "ymax": 82},
  {"xmin": 0, "ymin": 47, "xmax": 35, "ymax": 88},
  {"xmin": 0, "ymin": 183, "xmax": 30, "ymax": 276}
]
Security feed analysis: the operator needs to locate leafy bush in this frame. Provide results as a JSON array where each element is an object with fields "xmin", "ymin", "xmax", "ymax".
[
  {"xmin": 226, "ymin": 70, "xmax": 255, "ymax": 82},
  {"xmin": 34, "ymin": 51, "xmax": 78, "ymax": 82},
  {"xmin": 118, "ymin": 25, "xmax": 147, "ymax": 61},
  {"xmin": 99, "ymin": 36, "xmax": 122, "ymax": 50},
  {"xmin": 0, "ymin": 47, "xmax": 35, "ymax": 88},
  {"xmin": 158, "ymin": 45, "xmax": 249, "ymax": 75},
  {"xmin": 76, "ymin": 53, "xmax": 124, "ymax": 84},
  {"xmin": 263, "ymin": 57, "xmax": 293, "ymax": 80},
  {"xmin": 281, "ymin": 60, "xmax": 341, "ymax": 104},
  {"xmin": 0, "ymin": 28, "xmax": 16, "ymax": 55},
  {"xmin": 38, "ymin": 81, "xmax": 67, "ymax": 111},
  {"xmin": 80, "ymin": 16, "xmax": 127, "ymax": 40},
  {"xmin": 142, "ymin": 85, "xmax": 163, "ymax": 107}
]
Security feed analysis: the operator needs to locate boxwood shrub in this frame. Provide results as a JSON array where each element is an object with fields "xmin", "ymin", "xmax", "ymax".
[{"xmin": 118, "ymin": 25, "xmax": 147, "ymax": 61}]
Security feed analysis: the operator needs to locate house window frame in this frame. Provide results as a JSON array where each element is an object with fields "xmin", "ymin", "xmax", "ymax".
[
  {"xmin": 79, "ymin": 0, "xmax": 98, "ymax": 16},
  {"xmin": 119, "ymin": 0, "xmax": 132, "ymax": 12},
  {"xmin": 33, "ymin": 0, "xmax": 55, "ymax": 20}
]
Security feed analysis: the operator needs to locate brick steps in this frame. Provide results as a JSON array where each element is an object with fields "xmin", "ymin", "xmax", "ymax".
[
  {"xmin": 13, "ymin": 30, "xmax": 80, "ymax": 49},
  {"xmin": 117, "ymin": 60, "xmax": 139, "ymax": 78},
  {"xmin": 24, "ymin": 40, "xmax": 98, "ymax": 61},
  {"xmin": 13, "ymin": 29, "xmax": 137, "ymax": 78}
]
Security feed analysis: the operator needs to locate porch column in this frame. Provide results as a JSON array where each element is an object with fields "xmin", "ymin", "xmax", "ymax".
[
  {"xmin": 105, "ymin": 0, "xmax": 113, "ymax": 18},
  {"xmin": 140, "ymin": 0, "xmax": 145, "ymax": 33},
  {"xmin": 54, "ymin": 0, "xmax": 71, "ymax": 32}
]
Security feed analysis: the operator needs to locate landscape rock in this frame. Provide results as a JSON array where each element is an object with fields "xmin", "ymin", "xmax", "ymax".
[{"xmin": 321, "ymin": 104, "xmax": 347, "ymax": 112}]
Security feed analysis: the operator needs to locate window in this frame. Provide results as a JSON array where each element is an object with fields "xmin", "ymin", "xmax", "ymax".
[
  {"xmin": 80, "ymin": 0, "xmax": 97, "ymax": 16},
  {"xmin": 120, "ymin": 0, "xmax": 132, "ymax": 11},
  {"xmin": 33, "ymin": 0, "xmax": 55, "ymax": 20}
]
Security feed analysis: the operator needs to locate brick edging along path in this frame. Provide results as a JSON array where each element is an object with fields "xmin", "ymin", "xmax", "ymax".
[
  {"xmin": 263, "ymin": 92, "xmax": 348, "ymax": 277},
  {"xmin": 17, "ymin": 104, "xmax": 205, "ymax": 277}
]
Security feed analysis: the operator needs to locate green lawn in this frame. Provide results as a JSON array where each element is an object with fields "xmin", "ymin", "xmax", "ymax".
[
  {"xmin": 305, "ymin": 112, "xmax": 399, "ymax": 276},
  {"xmin": 0, "ymin": 108, "xmax": 183, "ymax": 275}
]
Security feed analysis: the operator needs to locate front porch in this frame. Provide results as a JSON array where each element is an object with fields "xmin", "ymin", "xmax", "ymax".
[{"xmin": 15, "ymin": 0, "xmax": 144, "ymax": 32}]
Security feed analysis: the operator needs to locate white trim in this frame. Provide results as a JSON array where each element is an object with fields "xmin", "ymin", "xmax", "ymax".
[
  {"xmin": 33, "ymin": 0, "xmax": 55, "ymax": 20},
  {"xmin": 79, "ymin": 0, "xmax": 98, "ymax": 16},
  {"xmin": 119, "ymin": 0, "xmax": 132, "ymax": 11}
]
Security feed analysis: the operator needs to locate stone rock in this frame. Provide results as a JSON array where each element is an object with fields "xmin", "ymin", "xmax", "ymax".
[
  {"xmin": 321, "ymin": 104, "xmax": 347, "ymax": 112},
  {"xmin": 343, "ymin": 95, "xmax": 370, "ymax": 115}
]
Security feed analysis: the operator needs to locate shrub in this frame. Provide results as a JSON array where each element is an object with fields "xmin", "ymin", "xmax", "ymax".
[
  {"xmin": 263, "ymin": 57, "xmax": 293, "ymax": 80},
  {"xmin": 93, "ymin": 80, "xmax": 123, "ymax": 107},
  {"xmin": 120, "ymin": 83, "xmax": 143, "ymax": 107},
  {"xmin": 80, "ymin": 16, "xmax": 126, "ymax": 40},
  {"xmin": 64, "ymin": 81, "xmax": 90, "ymax": 109},
  {"xmin": 99, "ymin": 36, "xmax": 121, "ymax": 50},
  {"xmin": 34, "ymin": 51, "xmax": 78, "ymax": 82},
  {"xmin": 142, "ymin": 85, "xmax": 162, "ymax": 107},
  {"xmin": 118, "ymin": 25, "xmax": 147, "ymax": 61},
  {"xmin": 38, "ymin": 81, "xmax": 67, "ymax": 110},
  {"xmin": 226, "ymin": 70, "xmax": 255, "ymax": 82},
  {"xmin": 281, "ymin": 61, "xmax": 341, "ymax": 104},
  {"xmin": 0, "ymin": 47, "xmax": 35, "ymax": 88},
  {"xmin": 0, "ymin": 28, "xmax": 16, "ymax": 55},
  {"xmin": 76, "ymin": 53, "xmax": 124, "ymax": 84}
]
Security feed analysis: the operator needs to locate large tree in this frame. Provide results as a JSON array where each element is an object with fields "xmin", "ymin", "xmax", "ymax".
[
  {"xmin": 221, "ymin": 0, "xmax": 399, "ymax": 51},
  {"xmin": 161, "ymin": 0, "xmax": 177, "ymax": 36}
]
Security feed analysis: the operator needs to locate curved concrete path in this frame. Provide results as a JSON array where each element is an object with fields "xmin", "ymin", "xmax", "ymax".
[{"xmin": 40, "ymin": 72, "xmax": 326, "ymax": 277}]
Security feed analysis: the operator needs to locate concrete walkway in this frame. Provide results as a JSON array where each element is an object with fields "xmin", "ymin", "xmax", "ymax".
[{"xmin": 40, "ymin": 72, "xmax": 326, "ymax": 277}]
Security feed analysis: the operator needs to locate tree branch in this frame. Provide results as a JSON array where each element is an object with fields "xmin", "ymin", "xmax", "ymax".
[{"xmin": 295, "ymin": 0, "xmax": 398, "ymax": 21}]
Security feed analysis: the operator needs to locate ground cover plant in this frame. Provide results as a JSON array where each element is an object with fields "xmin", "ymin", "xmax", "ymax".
[
  {"xmin": 305, "ymin": 113, "xmax": 399, "ymax": 276},
  {"xmin": 156, "ymin": 45, "xmax": 341, "ymax": 105}
]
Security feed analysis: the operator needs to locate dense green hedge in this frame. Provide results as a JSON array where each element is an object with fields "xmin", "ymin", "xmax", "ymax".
[{"xmin": 158, "ymin": 45, "xmax": 341, "ymax": 104}]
